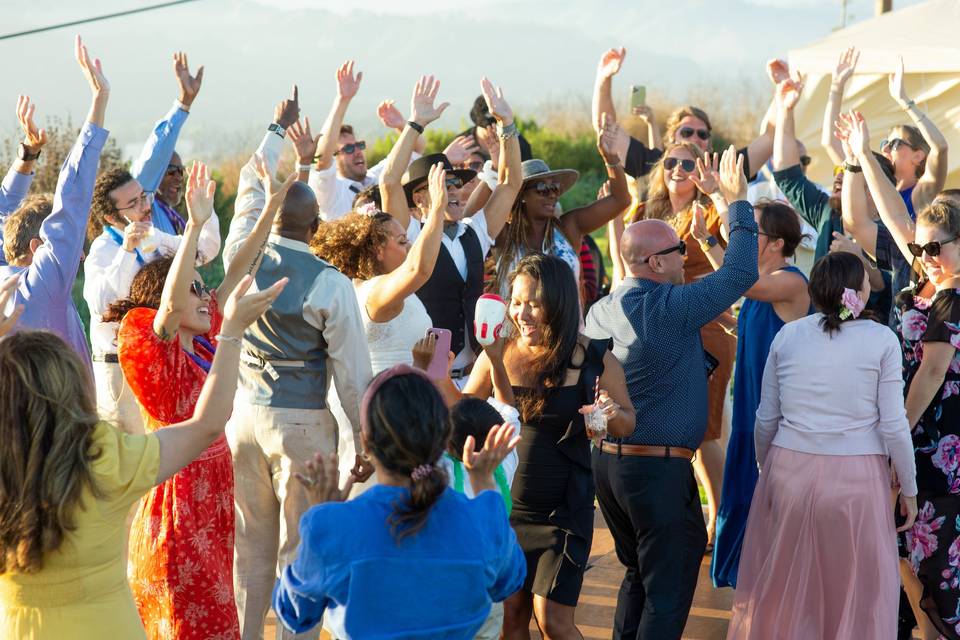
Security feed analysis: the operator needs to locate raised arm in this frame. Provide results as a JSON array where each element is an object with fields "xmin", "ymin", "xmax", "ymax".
[
  {"xmin": 839, "ymin": 144, "xmax": 879, "ymax": 258},
  {"xmin": 773, "ymin": 78, "xmax": 804, "ymax": 171},
  {"xmin": 379, "ymin": 75, "xmax": 449, "ymax": 227},
  {"xmin": 376, "ymin": 98, "xmax": 427, "ymax": 156},
  {"xmin": 154, "ymin": 275, "xmax": 286, "ymax": 483},
  {"xmin": 592, "ymin": 47, "xmax": 625, "ymax": 131},
  {"xmin": 742, "ymin": 59, "xmax": 788, "ymax": 176},
  {"xmin": 477, "ymin": 78, "xmax": 522, "ymax": 239},
  {"xmin": 313, "ymin": 61, "xmax": 359, "ymax": 173},
  {"xmin": 821, "ymin": 47, "xmax": 859, "ymax": 167},
  {"xmin": 840, "ymin": 111, "xmax": 916, "ymax": 265},
  {"xmin": 130, "ymin": 52, "xmax": 202, "ymax": 191},
  {"xmin": 890, "ymin": 56, "xmax": 949, "ymax": 209},
  {"xmin": 560, "ymin": 114, "xmax": 630, "ymax": 239},
  {"xmin": 0, "ymin": 97, "xmax": 46, "ymax": 253},
  {"xmin": 365, "ymin": 162, "xmax": 447, "ymax": 323}
]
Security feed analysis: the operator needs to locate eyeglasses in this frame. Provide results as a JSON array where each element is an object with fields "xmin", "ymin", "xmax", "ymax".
[
  {"xmin": 663, "ymin": 157, "xmax": 696, "ymax": 172},
  {"xmin": 880, "ymin": 138, "xmax": 915, "ymax": 153},
  {"xmin": 334, "ymin": 141, "xmax": 367, "ymax": 156},
  {"xmin": 461, "ymin": 161, "xmax": 484, "ymax": 172},
  {"xmin": 190, "ymin": 280, "xmax": 213, "ymax": 298},
  {"xmin": 166, "ymin": 164, "xmax": 184, "ymax": 178},
  {"xmin": 907, "ymin": 235, "xmax": 959, "ymax": 258},
  {"xmin": 644, "ymin": 240, "xmax": 686, "ymax": 264},
  {"xmin": 678, "ymin": 127, "xmax": 710, "ymax": 141},
  {"xmin": 529, "ymin": 181, "xmax": 561, "ymax": 197},
  {"xmin": 445, "ymin": 176, "xmax": 464, "ymax": 189},
  {"xmin": 116, "ymin": 191, "xmax": 154, "ymax": 212},
  {"xmin": 800, "ymin": 155, "xmax": 812, "ymax": 167}
]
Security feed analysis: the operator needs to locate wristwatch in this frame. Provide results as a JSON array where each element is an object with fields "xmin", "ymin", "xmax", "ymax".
[
  {"xmin": 17, "ymin": 143, "xmax": 41, "ymax": 161},
  {"xmin": 699, "ymin": 235, "xmax": 719, "ymax": 250},
  {"xmin": 267, "ymin": 123, "xmax": 286, "ymax": 139},
  {"xmin": 843, "ymin": 162, "xmax": 862, "ymax": 173}
]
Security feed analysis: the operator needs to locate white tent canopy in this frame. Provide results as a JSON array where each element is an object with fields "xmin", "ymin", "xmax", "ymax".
[{"xmin": 788, "ymin": 0, "xmax": 960, "ymax": 188}]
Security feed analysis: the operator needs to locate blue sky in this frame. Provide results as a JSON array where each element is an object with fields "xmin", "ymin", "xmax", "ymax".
[{"xmin": 3, "ymin": 0, "xmax": 926, "ymax": 158}]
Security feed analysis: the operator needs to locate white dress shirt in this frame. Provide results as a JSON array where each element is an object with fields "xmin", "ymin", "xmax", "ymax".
[{"xmin": 308, "ymin": 159, "xmax": 386, "ymax": 222}]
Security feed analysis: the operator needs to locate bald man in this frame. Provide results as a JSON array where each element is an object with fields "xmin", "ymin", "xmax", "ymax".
[
  {"xmin": 584, "ymin": 188, "xmax": 759, "ymax": 638},
  {"xmin": 222, "ymin": 101, "xmax": 373, "ymax": 640}
]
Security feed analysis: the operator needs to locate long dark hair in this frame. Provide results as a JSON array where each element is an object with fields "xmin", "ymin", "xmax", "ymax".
[
  {"xmin": 809, "ymin": 252, "xmax": 873, "ymax": 334},
  {"xmin": 101, "ymin": 257, "xmax": 174, "ymax": 324},
  {"xmin": 507, "ymin": 253, "xmax": 581, "ymax": 421},
  {"xmin": 364, "ymin": 371, "xmax": 451, "ymax": 542}
]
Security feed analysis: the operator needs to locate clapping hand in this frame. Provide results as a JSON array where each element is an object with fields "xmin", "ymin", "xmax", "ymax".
[
  {"xmin": 274, "ymin": 85, "xmax": 300, "ymax": 130},
  {"xmin": 0, "ymin": 276, "xmax": 24, "ymax": 338},
  {"xmin": 173, "ymin": 51, "xmax": 204, "ymax": 108},
  {"xmin": 717, "ymin": 145, "xmax": 747, "ymax": 204},
  {"xmin": 337, "ymin": 60, "xmax": 363, "ymax": 100},
  {"xmin": 480, "ymin": 77, "xmax": 513, "ymax": 126},
  {"xmin": 689, "ymin": 201, "xmax": 711, "ymax": 243},
  {"xmin": 16, "ymin": 96, "xmax": 48, "ymax": 153},
  {"xmin": 462, "ymin": 422, "xmax": 520, "ymax": 485},
  {"xmin": 288, "ymin": 118, "xmax": 320, "ymax": 165},
  {"xmin": 766, "ymin": 58, "xmax": 790, "ymax": 86},
  {"xmin": 833, "ymin": 46, "xmax": 860, "ymax": 89},
  {"xmin": 776, "ymin": 77, "xmax": 805, "ymax": 111},
  {"xmin": 597, "ymin": 47, "xmax": 626, "ymax": 80},
  {"xmin": 295, "ymin": 452, "xmax": 356, "ymax": 506},
  {"xmin": 220, "ymin": 274, "xmax": 288, "ymax": 337},
  {"xmin": 409, "ymin": 75, "xmax": 450, "ymax": 128},
  {"xmin": 690, "ymin": 152, "xmax": 721, "ymax": 196},
  {"xmin": 185, "ymin": 161, "xmax": 216, "ymax": 226}
]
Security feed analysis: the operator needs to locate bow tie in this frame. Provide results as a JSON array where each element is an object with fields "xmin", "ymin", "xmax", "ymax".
[{"xmin": 443, "ymin": 221, "xmax": 460, "ymax": 241}]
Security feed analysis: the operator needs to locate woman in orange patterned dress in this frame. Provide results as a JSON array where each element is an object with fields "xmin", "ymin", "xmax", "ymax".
[{"xmin": 104, "ymin": 160, "xmax": 294, "ymax": 639}]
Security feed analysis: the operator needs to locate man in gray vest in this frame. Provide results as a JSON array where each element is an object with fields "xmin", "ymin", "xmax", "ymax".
[{"xmin": 223, "ymin": 95, "xmax": 373, "ymax": 640}]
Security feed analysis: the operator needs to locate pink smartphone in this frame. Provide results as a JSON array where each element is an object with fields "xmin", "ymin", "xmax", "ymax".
[{"xmin": 426, "ymin": 328, "xmax": 452, "ymax": 379}]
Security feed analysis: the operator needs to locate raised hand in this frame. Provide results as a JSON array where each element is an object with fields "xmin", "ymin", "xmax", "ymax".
[
  {"xmin": 336, "ymin": 60, "xmax": 363, "ymax": 100},
  {"xmin": 173, "ymin": 51, "xmax": 204, "ymax": 108},
  {"xmin": 776, "ymin": 78, "xmax": 804, "ymax": 111},
  {"xmin": 16, "ymin": 95, "xmax": 48, "ymax": 152},
  {"xmin": 295, "ymin": 452, "xmax": 356, "ymax": 506},
  {"xmin": 833, "ymin": 46, "xmax": 859, "ymax": 88},
  {"xmin": 689, "ymin": 201, "xmax": 711, "ymax": 242},
  {"xmin": 75, "ymin": 36, "xmax": 109, "ymax": 96},
  {"xmin": 717, "ymin": 145, "xmax": 747, "ymax": 204},
  {"xmin": 288, "ymin": 118, "xmax": 320, "ymax": 164},
  {"xmin": 412, "ymin": 332, "xmax": 437, "ymax": 371},
  {"xmin": 835, "ymin": 110, "xmax": 870, "ymax": 159},
  {"xmin": 185, "ymin": 161, "xmax": 216, "ymax": 225},
  {"xmin": 274, "ymin": 85, "xmax": 300, "ymax": 130},
  {"xmin": 221, "ymin": 273, "xmax": 288, "ymax": 335},
  {"xmin": 597, "ymin": 112, "xmax": 620, "ymax": 164},
  {"xmin": 766, "ymin": 58, "xmax": 790, "ymax": 85},
  {"xmin": 410, "ymin": 75, "xmax": 450, "ymax": 127},
  {"xmin": 597, "ymin": 47, "xmax": 627, "ymax": 80},
  {"xmin": 427, "ymin": 162, "xmax": 448, "ymax": 217},
  {"xmin": 631, "ymin": 104, "xmax": 655, "ymax": 123},
  {"xmin": 443, "ymin": 134, "xmax": 480, "ymax": 166},
  {"xmin": 253, "ymin": 153, "xmax": 298, "ymax": 208},
  {"xmin": 888, "ymin": 55, "xmax": 909, "ymax": 105},
  {"xmin": 596, "ymin": 180, "xmax": 611, "ymax": 200},
  {"xmin": 690, "ymin": 153, "xmax": 721, "ymax": 196},
  {"xmin": 0, "ymin": 275, "xmax": 24, "ymax": 338},
  {"xmin": 376, "ymin": 99, "xmax": 405, "ymax": 130},
  {"xmin": 480, "ymin": 77, "xmax": 513, "ymax": 125},
  {"xmin": 463, "ymin": 422, "xmax": 520, "ymax": 479}
]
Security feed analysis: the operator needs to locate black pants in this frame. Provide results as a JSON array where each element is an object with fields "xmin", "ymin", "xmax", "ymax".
[{"xmin": 592, "ymin": 448, "xmax": 707, "ymax": 640}]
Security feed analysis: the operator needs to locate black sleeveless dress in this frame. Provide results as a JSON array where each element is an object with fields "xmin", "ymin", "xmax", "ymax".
[{"xmin": 509, "ymin": 338, "xmax": 607, "ymax": 606}]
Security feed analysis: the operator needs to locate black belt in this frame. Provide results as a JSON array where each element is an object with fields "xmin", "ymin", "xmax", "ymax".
[
  {"xmin": 450, "ymin": 364, "xmax": 473, "ymax": 380},
  {"xmin": 92, "ymin": 353, "xmax": 119, "ymax": 363}
]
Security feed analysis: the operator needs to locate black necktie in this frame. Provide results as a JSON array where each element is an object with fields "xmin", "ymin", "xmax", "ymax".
[{"xmin": 443, "ymin": 222, "xmax": 459, "ymax": 241}]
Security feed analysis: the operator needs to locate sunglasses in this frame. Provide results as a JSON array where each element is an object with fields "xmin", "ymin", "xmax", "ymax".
[
  {"xmin": 166, "ymin": 164, "xmax": 185, "ymax": 178},
  {"xmin": 644, "ymin": 240, "xmax": 686, "ymax": 264},
  {"xmin": 907, "ymin": 235, "xmax": 959, "ymax": 258},
  {"xmin": 461, "ymin": 160, "xmax": 485, "ymax": 172},
  {"xmin": 678, "ymin": 127, "xmax": 710, "ymax": 141},
  {"xmin": 663, "ymin": 157, "xmax": 696, "ymax": 172},
  {"xmin": 800, "ymin": 155, "xmax": 812, "ymax": 167},
  {"xmin": 334, "ymin": 141, "xmax": 367, "ymax": 155},
  {"xmin": 880, "ymin": 138, "xmax": 914, "ymax": 153},
  {"xmin": 445, "ymin": 176, "xmax": 464, "ymax": 189},
  {"xmin": 190, "ymin": 280, "xmax": 213, "ymax": 298},
  {"xmin": 529, "ymin": 181, "xmax": 562, "ymax": 197}
]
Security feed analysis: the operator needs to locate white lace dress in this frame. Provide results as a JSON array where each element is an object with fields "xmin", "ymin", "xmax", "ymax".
[{"xmin": 354, "ymin": 275, "xmax": 433, "ymax": 375}]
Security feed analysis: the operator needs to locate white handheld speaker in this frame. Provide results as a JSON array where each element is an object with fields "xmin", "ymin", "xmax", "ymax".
[{"xmin": 473, "ymin": 294, "xmax": 506, "ymax": 347}]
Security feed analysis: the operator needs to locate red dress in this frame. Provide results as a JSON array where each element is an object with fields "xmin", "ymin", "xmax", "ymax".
[{"xmin": 118, "ymin": 295, "xmax": 239, "ymax": 640}]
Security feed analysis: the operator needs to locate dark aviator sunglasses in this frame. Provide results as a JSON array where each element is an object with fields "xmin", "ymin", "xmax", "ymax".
[
  {"xmin": 663, "ymin": 157, "xmax": 696, "ymax": 172},
  {"xmin": 679, "ymin": 127, "xmax": 710, "ymax": 141}
]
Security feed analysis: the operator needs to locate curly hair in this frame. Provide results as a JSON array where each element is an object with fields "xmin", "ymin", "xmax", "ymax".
[
  {"xmin": 309, "ymin": 212, "xmax": 394, "ymax": 280},
  {"xmin": 3, "ymin": 195, "xmax": 53, "ymax": 265},
  {"xmin": 101, "ymin": 256, "xmax": 173, "ymax": 324},
  {"xmin": 88, "ymin": 168, "xmax": 136, "ymax": 241},
  {"xmin": 0, "ymin": 331, "xmax": 103, "ymax": 575}
]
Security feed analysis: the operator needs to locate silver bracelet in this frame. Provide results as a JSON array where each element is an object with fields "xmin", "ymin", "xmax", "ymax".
[
  {"xmin": 497, "ymin": 122, "xmax": 519, "ymax": 139},
  {"xmin": 215, "ymin": 334, "xmax": 243, "ymax": 348},
  {"xmin": 297, "ymin": 163, "xmax": 313, "ymax": 173},
  {"xmin": 604, "ymin": 161, "xmax": 621, "ymax": 169}
]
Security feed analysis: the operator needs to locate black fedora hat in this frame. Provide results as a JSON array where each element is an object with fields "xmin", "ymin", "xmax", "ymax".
[{"xmin": 401, "ymin": 153, "xmax": 477, "ymax": 207}]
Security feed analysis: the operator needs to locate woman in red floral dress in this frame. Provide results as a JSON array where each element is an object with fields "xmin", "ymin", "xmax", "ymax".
[{"xmin": 104, "ymin": 160, "xmax": 293, "ymax": 639}]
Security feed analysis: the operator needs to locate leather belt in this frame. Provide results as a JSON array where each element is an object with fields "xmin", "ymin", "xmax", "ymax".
[
  {"xmin": 240, "ymin": 351, "xmax": 308, "ymax": 381},
  {"xmin": 92, "ymin": 353, "xmax": 119, "ymax": 363},
  {"xmin": 450, "ymin": 364, "xmax": 473, "ymax": 380},
  {"xmin": 599, "ymin": 441, "xmax": 695, "ymax": 460}
]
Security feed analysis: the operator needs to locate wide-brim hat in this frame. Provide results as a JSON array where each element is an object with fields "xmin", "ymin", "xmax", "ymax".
[
  {"xmin": 519, "ymin": 159, "xmax": 579, "ymax": 199},
  {"xmin": 402, "ymin": 153, "xmax": 476, "ymax": 206}
]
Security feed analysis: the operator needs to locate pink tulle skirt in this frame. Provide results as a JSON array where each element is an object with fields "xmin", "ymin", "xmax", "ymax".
[{"xmin": 727, "ymin": 446, "xmax": 899, "ymax": 640}]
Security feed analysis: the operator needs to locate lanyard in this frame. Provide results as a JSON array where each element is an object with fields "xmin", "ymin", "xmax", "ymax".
[
  {"xmin": 186, "ymin": 335, "xmax": 216, "ymax": 373},
  {"xmin": 444, "ymin": 453, "xmax": 512, "ymax": 515},
  {"xmin": 105, "ymin": 227, "xmax": 145, "ymax": 266},
  {"xmin": 157, "ymin": 199, "xmax": 186, "ymax": 234}
]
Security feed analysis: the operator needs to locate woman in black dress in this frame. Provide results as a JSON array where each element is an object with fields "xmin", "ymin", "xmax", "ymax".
[{"xmin": 464, "ymin": 254, "xmax": 634, "ymax": 639}]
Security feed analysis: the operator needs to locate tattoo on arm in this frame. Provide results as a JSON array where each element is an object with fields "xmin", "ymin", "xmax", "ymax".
[{"xmin": 247, "ymin": 241, "xmax": 267, "ymax": 275}]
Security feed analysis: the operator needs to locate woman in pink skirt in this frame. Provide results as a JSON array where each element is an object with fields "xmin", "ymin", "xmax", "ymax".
[{"xmin": 727, "ymin": 252, "xmax": 918, "ymax": 639}]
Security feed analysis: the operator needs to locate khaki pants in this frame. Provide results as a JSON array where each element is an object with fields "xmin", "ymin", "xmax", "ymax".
[
  {"xmin": 227, "ymin": 401, "xmax": 338, "ymax": 640},
  {"xmin": 93, "ymin": 359, "xmax": 145, "ymax": 435}
]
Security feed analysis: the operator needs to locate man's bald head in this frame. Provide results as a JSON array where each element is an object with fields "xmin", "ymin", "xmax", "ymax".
[
  {"xmin": 622, "ymin": 219, "xmax": 685, "ymax": 284},
  {"xmin": 275, "ymin": 182, "xmax": 320, "ymax": 241}
]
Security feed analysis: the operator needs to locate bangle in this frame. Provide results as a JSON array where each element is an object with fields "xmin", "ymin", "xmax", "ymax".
[
  {"xmin": 215, "ymin": 334, "xmax": 243, "ymax": 348},
  {"xmin": 843, "ymin": 162, "xmax": 862, "ymax": 173},
  {"xmin": 497, "ymin": 122, "xmax": 519, "ymax": 139},
  {"xmin": 604, "ymin": 161, "xmax": 621, "ymax": 169},
  {"xmin": 297, "ymin": 163, "xmax": 313, "ymax": 173},
  {"xmin": 407, "ymin": 120, "xmax": 424, "ymax": 134}
]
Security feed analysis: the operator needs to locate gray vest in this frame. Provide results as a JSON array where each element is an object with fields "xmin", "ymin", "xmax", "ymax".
[{"xmin": 240, "ymin": 240, "xmax": 330, "ymax": 409}]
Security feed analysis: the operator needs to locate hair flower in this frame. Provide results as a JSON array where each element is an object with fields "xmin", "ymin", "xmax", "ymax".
[
  {"xmin": 356, "ymin": 201, "xmax": 380, "ymax": 217},
  {"xmin": 839, "ymin": 287, "xmax": 865, "ymax": 320}
]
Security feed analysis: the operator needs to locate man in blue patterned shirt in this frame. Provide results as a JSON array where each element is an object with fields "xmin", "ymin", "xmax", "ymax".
[{"xmin": 584, "ymin": 151, "xmax": 758, "ymax": 639}]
